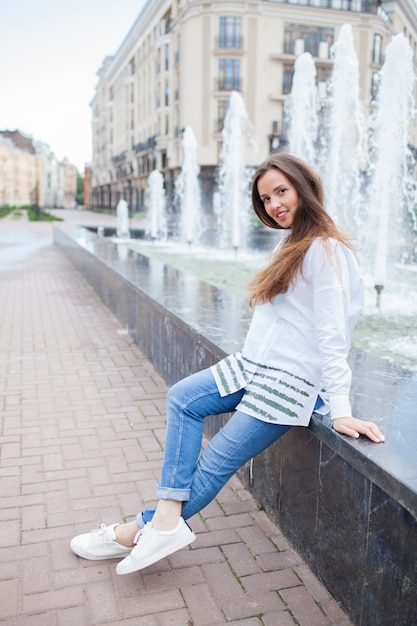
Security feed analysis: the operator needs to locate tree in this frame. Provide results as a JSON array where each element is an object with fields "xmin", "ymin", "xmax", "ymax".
[{"xmin": 76, "ymin": 171, "xmax": 84, "ymax": 205}]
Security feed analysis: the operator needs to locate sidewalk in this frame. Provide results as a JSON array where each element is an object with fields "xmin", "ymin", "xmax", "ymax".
[{"xmin": 0, "ymin": 211, "xmax": 352, "ymax": 626}]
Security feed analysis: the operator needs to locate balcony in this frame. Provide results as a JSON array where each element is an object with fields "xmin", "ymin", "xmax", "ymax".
[
  {"xmin": 267, "ymin": 0, "xmax": 388, "ymax": 16},
  {"xmin": 215, "ymin": 78, "xmax": 242, "ymax": 92},
  {"xmin": 214, "ymin": 36, "xmax": 244, "ymax": 54},
  {"xmin": 271, "ymin": 42, "xmax": 333, "ymax": 67},
  {"xmin": 133, "ymin": 135, "xmax": 157, "ymax": 154}
]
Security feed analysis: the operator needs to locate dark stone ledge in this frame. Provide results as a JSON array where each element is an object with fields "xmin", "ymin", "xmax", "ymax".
[{"xmin": 54, "ymin": 223, "xmax": 417, "ymax": 626}]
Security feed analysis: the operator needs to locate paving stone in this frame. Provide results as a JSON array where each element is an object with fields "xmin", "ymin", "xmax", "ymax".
[
  {"xmin": 201, "ymin": 561, "xmax": 245, "ymax": 599},
  {"xmin": 222, "ymin": 590, "xmax": 286, "ymax": 621},
  {"xmin": 0, "ymin": 579, "xmax": 19, "ymax": 620},
  {"xmin": 120, "ymin": 588, "xmax": 185, "ymax": 618},
  {"xmin": 241, "ymin": 568, "xmax": 301, "ymax": 593},
  {"xmin": 280, "ymin": 586, "xmax": 330, "ymax": 626},
  {"xmin": 143, "ymin": 565, "xmax": 206, "ymax": 591},
  {"xmin": 156, "ymin": 608, "xmax": 193, "ymax": 625},
  {"xmin": 221, "ymin": 542, "xmax": 262, "ymax": 577},
  {"xmin": 181, "ymin": 583, "xmax": 225, "ymax": 625}
]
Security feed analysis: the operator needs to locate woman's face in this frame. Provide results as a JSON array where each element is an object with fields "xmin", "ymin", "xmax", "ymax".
[{"xmin": 257, "ymin": 168, "xmax": 299, "ymax": 229}]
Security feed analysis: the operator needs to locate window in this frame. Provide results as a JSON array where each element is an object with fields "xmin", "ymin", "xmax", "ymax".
[
  {"xmin": 127, "ymin": 57, "xmax": 135, "ymax": 76},
  {"xmin": 219, "ymin": 16, "xmax": 241, "ymax": 48},
  {"xmin": 372, "ymin": 33, "xmax": 382, "ymax": 65},
  {"xmin": 284, "ymin": 23, "xmax": 334, "ymax": 57},
  {"xmin": 165, "ymin": 44, "xmax": 170, "ymax": 71},
  {"xmin": 282, "ymin": 65, "xmax": 293, "ymax": 95},
  {"xmin": 217, "ymin": 100, "xmax": 229, "ymax": 131},
  {"xmin": 370, "ymin": 72, "xmax": 380, "ymax": 101},
  {"xmin": 219, "ymin": 59, "xmax": 240, "ymax": 90},
  {"xmin": 159, "ymin": 9, "xmax": 172, "ymax": 35},
  {"xmin": 165, "ymin": 80, "xmax": 170, "ymax": 106}
]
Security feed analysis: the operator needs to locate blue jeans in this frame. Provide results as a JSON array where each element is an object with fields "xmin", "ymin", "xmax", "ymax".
[{"xmin": 137, "ymin": 367, "xmax": 321, "ymax": 528}]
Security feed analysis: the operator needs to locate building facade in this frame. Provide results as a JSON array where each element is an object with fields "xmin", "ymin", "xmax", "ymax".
[
  {"xmin": 89, "ymin": 0, "xmax": 417, "ymax": 214},
  {"xmin": 0, "ymin": 130, "xmax": 77, "ymax": 209},
  {"xmin": 83, "ymin": 165, "xmax": 92, "ymax": 207},
  {"xmin": 0, "ymin": 133, "xmax": 41, "ymax": 207}
]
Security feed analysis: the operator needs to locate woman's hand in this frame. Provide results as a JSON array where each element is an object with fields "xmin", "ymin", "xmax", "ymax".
[{"xmin": 332, "ymin": 417, "xmax": 385, "ymax": 443}]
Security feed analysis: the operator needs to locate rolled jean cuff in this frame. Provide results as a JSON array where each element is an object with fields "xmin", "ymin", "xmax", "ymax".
[
  {"xmin": 156, "ymin": 485, "xmax": 190, "ymax": 501},
  {"xmin": 136, "ymin": 512, "xmax": 146, "ymax": 528}
]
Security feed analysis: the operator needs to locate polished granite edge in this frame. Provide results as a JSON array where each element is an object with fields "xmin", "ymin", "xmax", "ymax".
[{"xmin": 55, "ymin": 224, "xmax": 417, "ymax": 514}]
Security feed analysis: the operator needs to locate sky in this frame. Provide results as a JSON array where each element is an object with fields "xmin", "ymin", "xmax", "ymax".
[{"xmin": 1, "ymin": 0, "xmax": 146, "ymax": 172}]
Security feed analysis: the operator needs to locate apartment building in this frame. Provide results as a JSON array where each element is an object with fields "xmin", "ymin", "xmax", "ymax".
[
  {"xmin": 0, "ymin": 134, "xmax": 41, "ymax": 207},
  {"xmin": 0, "ymin": 130, "xmax": 77, "ymax": 209},
  {"xmin": 90, "ymin": 0, "xmax": 417, "ymax": 214}
]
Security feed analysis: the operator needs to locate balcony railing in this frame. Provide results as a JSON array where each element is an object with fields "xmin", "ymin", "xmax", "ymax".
[
  {"xmin": 269, "ymin": 0, "xmax": 389, "ymax": 16},
  {"xmin": 215, "ymin": 36, "xmax": 243, "ymax": 50},
  {"xmin": 133, "ymin": 135, "xmax": 157, "ymax": 153},
  {"xmin": 215, "ymin": 78, "xmax": 241, "ymax": 91}
]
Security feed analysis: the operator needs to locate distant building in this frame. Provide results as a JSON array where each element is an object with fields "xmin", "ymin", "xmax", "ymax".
[
  {"xmin": 0, "ymin": 129, "xmax": 77, "ymax": 209},
  {"xmin": 83, "ymin": 164, "xmax": 92, "ymax": 207},
  {"xmin": 0, "ymin": 129, "xmax": 37, "ymax": 155},
  {"xmin": 89, "ymin": 0, "xmax": 417, "ymax": 214},
  {"xmin": 62, "ymin": 158, "xmax": 78, "ymax": 209},
  {"xmin": 0, "ymin": 133, "xmax": 41, "ymax": 206}
]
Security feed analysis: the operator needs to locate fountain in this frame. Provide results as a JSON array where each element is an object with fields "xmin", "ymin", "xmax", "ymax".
[
  {"xmin": 320, "ymin": 24, "xmax": 367, "ymax": 230},
  {"xmin": 122, "ymin": 28, "xmax": 417, "ymax": 370},
  {"xmin": 285, "ymin": 28, "xmax": 417, "ymax": 308},
  {"xmin": 147, "ymin": 169, "xmax": 167, "ymax": 241},
  {"xmin": 116, "ymin": 199, "xmax": 130, "ymax": 239},
  {"xmin": 217, "ymin": 91, "xmax": 256, "ymax": 252},
  {"xmin": 174, "ymin": 127, "xmax": 202, "ymax": 245},
  {"xmin": 283, "ymin": 30, "xmax": 417, "ymax": 370},
  {"xmin": 365, "ymin": 33, "xmax": 416, "ymax": 299},
  {"xmin": 285, "ymin": 52, "xmax": 319, "ymax": 166}
]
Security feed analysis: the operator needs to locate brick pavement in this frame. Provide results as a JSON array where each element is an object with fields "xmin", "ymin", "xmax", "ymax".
[{"xmin": 0, "ymin": 211, "xmax": 352, "ymax": 625}]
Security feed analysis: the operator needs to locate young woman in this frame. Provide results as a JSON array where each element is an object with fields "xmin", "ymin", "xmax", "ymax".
[{"xmin": 70, "ymin": 153, "xmax": 385, "ymax": 574}]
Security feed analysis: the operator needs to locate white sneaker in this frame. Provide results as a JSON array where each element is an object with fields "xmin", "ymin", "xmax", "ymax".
[
  {"xmin": 70, "ymin": 523, "xmax": 133, "ymax": 560},
  {"xmin": 116, "ymin": 517, "xmax": 196, "ymax": 575}
]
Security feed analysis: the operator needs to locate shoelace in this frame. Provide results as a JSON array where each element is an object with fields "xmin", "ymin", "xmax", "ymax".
[{"xmin": 90, "ymin": 523, "xmax": 112, "ymax": 544}]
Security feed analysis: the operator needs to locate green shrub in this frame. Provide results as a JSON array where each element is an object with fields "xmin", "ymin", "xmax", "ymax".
[
  {"xmin": 27, "ymin": 206, "xmax": 63, "ymax": 222},
  {"xmin": 0, "ymin": 205, "xmax": 17, "ymax": 219}
]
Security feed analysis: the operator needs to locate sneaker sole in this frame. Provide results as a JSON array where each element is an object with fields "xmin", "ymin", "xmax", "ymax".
[
  {"xmin": 70, "ymin": 541, "xmax": 132, "ymax": 561},
  {"xmin": 72, "ymin": 550, "xmax": 132, "ymax": 560},
  {"xmin": 116, "ymin": 530, "xmax": 196, "ymax": 574}
]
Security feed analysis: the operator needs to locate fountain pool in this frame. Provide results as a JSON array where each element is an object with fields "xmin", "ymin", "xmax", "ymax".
[{"xmin": 127, "ymin": 236, "xmax": 417, "ymax": 373}]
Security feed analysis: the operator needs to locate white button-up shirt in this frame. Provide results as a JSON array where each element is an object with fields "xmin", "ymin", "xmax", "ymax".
[{"xmin": 212, "ymin": 237, "xmax": 364, "ymax": 426}]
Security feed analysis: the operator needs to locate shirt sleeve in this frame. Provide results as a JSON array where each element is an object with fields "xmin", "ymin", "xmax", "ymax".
[{"xmin": 308, "ymin": 239, "xmax": 353, "ymax": 419}]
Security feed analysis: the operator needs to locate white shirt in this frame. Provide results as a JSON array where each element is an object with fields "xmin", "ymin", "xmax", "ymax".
[{"xmin": 211, "ymin": 237, "xmax": 364, "ymax": 426}]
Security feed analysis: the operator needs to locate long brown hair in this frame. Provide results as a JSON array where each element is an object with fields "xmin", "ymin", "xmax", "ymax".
[{"xmin": 249, "ymin": 153, "xmax": 353, "ymax": 305}]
